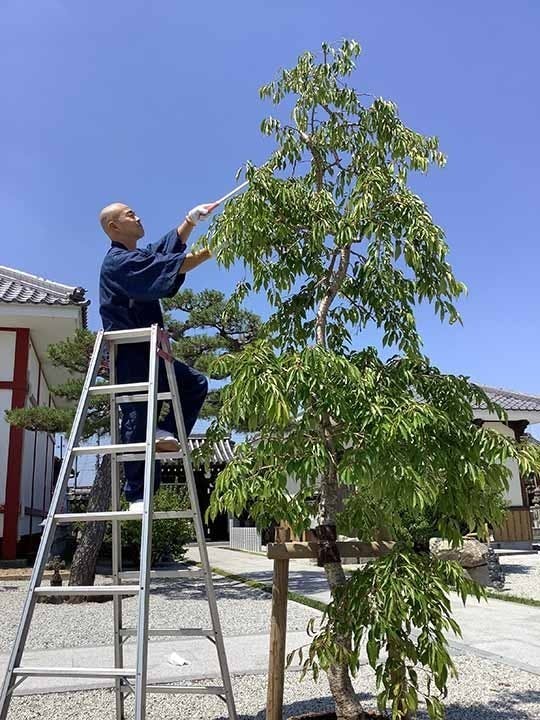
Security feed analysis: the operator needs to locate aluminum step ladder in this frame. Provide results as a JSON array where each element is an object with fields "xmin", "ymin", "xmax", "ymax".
[{"xmin": 0, "ymin": 324, "xmax": 237, "ymax": 720}]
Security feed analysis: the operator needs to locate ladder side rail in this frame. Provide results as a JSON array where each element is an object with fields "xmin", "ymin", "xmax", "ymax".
[
  {"xmin": 161, "ymin": 334, "xmax": 238, "ymax": 720},
  {"xmin": 133, "ymin": 324, "xmax": 160, "ymax": 720},
  {"xmin": 0, "ymin": 330, "xmax": 107, "ymax": 718},
  {"xmin": 110, "ymin": 341, "xmax": 126, "ymax": 720}
]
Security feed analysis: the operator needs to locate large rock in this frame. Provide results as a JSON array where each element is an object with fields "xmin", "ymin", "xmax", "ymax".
[
  {"xmin": 429, "ymin": 536, "xmax": 488, "ymax": 568},
  {"xmin": 465, "ymin": 564, "xmax": 491, "ymax": 586}
]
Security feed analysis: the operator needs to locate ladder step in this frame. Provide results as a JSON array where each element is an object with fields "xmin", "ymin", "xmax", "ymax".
[
  {"xmin": 54, "ymin": 510, "xmax": 195, "ymax": 523},
  {"xmin": 147, "ymin": 685, "xmax": 225, "ymax": 695},
  {"xmin": 116, "ymin": 391, "xmax": 172, "ymax": 403},
  {"xmin": 120, "ymin": 628, "xmax": 215, "ymax": 638},
  {"xmin": 118, "ymin": 451, "xmax": 184, "ymax": 463},
  {"xmin": 103, "ymin": 328, "xmax": 152, "ymax": 342},
  {"xmin": 88, "ymin": 382, "xmax": 149, "ymax": 396},
  {"xmin": 34, "ymin": 585, "xmax": 139, "ymax": 596},
  {"xmin": 144, "ymin": 511, "xmax": 195, "ymax": 520},
  {"xmin": 14, "ymin": 667, "xmax": 136, "ymax": 678},
  {"xmin": 118, "ymin": 569, "xmax": 204, "ymax": 580},
  {"xmin": 73, "ymin": 445, "xmax": 185, "ymax": 460},
  {"xmin": 73, "ymin": 442, "xmax": 147, "ymax": 456}
]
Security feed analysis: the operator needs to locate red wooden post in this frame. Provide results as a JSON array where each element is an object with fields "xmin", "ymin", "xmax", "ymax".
[{"xmin": 3, "ymin": 328, "xmax": 29, "ymax": 560}]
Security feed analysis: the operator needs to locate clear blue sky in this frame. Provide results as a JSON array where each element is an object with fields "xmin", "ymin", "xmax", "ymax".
[{"xmin": 1, "ymin": 1, "xmax": 539, "ymax": 396}]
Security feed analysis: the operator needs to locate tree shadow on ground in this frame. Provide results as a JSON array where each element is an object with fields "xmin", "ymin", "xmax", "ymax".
[
  {"xmin": 149, "ymin": 569, "xmax": 329, "ymax": 604},
  {"xmin": 149, "ymin": 576, "xmax": 275, "ymax": 602},
  {"xmin": 444, "ymin": 688, "xmax": 540, "ymax": 719},
  {"xmin": 266, "ymin": 693, "xmax": 372, "ymax": 719},
  {"xmin": 500, "ymin": 563, "xmax": 536, "ymax": 576},
  {"xmin": 207, "ymin": 688, "xmax": 540, "ymax": 720},
  {"xmin": 286, "ymin": 570, "xmax": 329, "ymax": 598},
  {"xmin": 208, "ymin": 692, "xmax": 372, "ymax": 720}
]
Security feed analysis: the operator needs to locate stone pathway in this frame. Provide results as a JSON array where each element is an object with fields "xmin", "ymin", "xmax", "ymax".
[{"xmin": 187, "ymin": 544, "xmax": 540, "ymax": 675}]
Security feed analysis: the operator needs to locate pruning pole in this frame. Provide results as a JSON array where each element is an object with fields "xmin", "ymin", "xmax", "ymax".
[{"xmin": 207, "ymin": 180, "xmax": 249, "ymax": 213}]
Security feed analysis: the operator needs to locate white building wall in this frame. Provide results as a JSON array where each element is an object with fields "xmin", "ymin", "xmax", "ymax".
[
  {"xmin": 27, "ymin": 342, "xmax": 39, "ymax": 404},
  {"xmin": 38, "ymin": 353, "xmax": 54, "ymax": 528},
  {"xmin": 45, "ymin": 435, "xmax": 54, "ymax": 506},
  {"xmin": 0, "ymin": 331, "xmax": 16, "ymax": 382},
  {"xmin": 39, "ymin": 371, "xmax": 50, "ymax": 406},
  {"xmin": 483, "ymin": 421, "xmax": 524, "ymax": 507},
  {"xmin": 34, "ymin": 432, "xmax": 51, "ymax": 519},
  {"xmin": 18, "ymin": 340, "xmax": 36, "ymax": 539},
  {"xmin": 17, "ymin": 340, "xmax": 56, "ymax": 539},
  {"xmin": 18, "ymin": 429, "xmax": 34, "ymax": 538}
]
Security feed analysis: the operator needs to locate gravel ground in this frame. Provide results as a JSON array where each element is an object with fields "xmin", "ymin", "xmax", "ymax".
[
  {"xmin": 497, "ymin": 552, "xmax": 540, "ymax": 600},
  {"xmin": 0, "ymin": 575, "xmax": 319, "ymax": 653},
  {"xmin": 6, "ymin": 654, "xmax": 540, "ymax": 719}
]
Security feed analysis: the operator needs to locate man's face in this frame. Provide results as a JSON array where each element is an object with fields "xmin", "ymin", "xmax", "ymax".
[{"xmin": 114, "ymin": 206, "xmax": 145, "ymax": 241}]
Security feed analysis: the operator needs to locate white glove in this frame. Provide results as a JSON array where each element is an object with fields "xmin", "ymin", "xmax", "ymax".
[{"xmin": 186, "ymin": 203, "xmax": 214, "ymax": 226}]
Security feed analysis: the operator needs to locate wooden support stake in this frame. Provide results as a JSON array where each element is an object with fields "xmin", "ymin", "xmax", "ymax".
[
  {"xmin": 267, "ymin": 540, "xmax": 394, "ymax": 560},
  {"xmin": 266, "ymin": 558, "xmax": 289, "ymax": 720}
]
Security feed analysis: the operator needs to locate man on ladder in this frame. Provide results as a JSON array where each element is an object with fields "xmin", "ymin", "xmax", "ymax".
[
  {"xmin": 98, "ymin": 200, "xmax": 214, "ymax": 511},
  {"xmin": 0, "ymin": 200, "xmax": 238, "ymax": 720}
]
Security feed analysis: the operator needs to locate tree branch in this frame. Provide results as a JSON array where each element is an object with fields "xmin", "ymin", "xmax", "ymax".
[
  {"xmin": 315, "ymin": 247, "xmax": 351, "ymax": 348},
  {"xmin": 338, "ymin": 288, "xmax": 376, "ymax": 323}
]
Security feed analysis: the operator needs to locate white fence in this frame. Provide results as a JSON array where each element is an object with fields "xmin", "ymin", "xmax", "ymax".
[{"xmin": 228, "ymin": 522, "xmax": 263, "ymax": 553}]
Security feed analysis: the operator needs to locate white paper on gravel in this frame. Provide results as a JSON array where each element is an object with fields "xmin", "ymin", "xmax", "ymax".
[{"xmin": 168, "ymin": 652, "xmax": 190, "ymax": 667}]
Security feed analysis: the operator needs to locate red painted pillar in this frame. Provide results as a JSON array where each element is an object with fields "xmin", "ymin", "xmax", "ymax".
[{"xmin": 3, "ymin": 329, "xmax": 29, "ymax": 560}]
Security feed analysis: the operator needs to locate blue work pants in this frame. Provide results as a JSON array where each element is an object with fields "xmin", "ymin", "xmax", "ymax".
[{"xmin": 116, "ymin": 344, "xmax": 208, "ymax": 502}]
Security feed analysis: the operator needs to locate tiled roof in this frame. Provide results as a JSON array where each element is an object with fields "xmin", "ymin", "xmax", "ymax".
[
  {"xmin": 189, "ymin": 434, "xmax": 235, "ymax": 464},
  {"xmin": 0, "ymin": 265, "xmax": 88, "ymax": 326},
  {"xmin": 0, "ymin": 266, "xmax": 87, "ymax": 306},
  {"xmin": 476, "ymin": 385, "xmax": 540, "ymax": 413}
]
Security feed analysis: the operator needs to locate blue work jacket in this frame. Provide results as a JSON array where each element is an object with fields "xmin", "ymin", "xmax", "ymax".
[{"xmin": 99, "ymin": 229, "xmax": 187, "ymax": 332}]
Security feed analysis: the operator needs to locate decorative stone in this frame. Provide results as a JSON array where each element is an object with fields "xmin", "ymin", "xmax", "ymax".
[
  {"xmin": 486, "ymin": 544, "xmax": 505, "ymax": 590},
  {"xmin": 465, "ymin": 564, "xmax": 490, "ymax": 586},
  {"xmin": 38, "ymin": 556, "xmax": 64, "ymax": 604},
  {"xmin": 429, "ymin": 537, "xmax": 488, "ymax": 568}
]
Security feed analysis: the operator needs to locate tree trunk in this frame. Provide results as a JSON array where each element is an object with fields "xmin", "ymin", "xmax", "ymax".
[
  {"xmin": 388, "ymin": 636, "xmax": 411, "ymax": 720},
  {"xmin": 67, "ymin": 455, "xmax": 111, "ymax": 602},
  {"xmin": 324, "ymin": 560, "xmax": 364, "ymax": 720},
  {"xmin": 310, "ymin": 141, "xmax": 360, "ymax": 716},
  {"xmin": 319, "ymin": 467, "xmax": 364, "ymax": 720}
]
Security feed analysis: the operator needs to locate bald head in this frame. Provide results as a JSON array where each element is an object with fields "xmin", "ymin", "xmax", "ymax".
[
  {"xmin": 99, "ymin": 203, "xmax": 127, "ymax": 235},
  {"xmin": 99, "ymin": 202, "xmax": 144, "ymax": 247}
]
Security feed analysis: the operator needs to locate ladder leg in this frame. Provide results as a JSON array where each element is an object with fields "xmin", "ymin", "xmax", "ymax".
[
  {"xmin": 134, "ymin": 325, "xmax": 160, "ymax": 720},
  {"xmin": 110, "ymin": 343, "xmax": 126, "ymax": 720},
  {"xmin": 0, "ymin": 331, "xmax": 107, "ymax": 720},
  {"xmin": 162, "ymin": 341, "xmax": 238, "ymax": 720}
]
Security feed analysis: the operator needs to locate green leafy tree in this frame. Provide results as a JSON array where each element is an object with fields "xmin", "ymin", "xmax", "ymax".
[
  {"xmin": 205, "ymin": 40, "xmax": 538, "ymax": 719},
  {"xmin": 6, "ymin": 290, "xmax": 261, "ymax": 590}
]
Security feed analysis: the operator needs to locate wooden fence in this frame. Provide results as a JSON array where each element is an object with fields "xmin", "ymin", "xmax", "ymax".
[{"xmin": 492, "ymin": 507, "xmax": 533, "ymax": 543}]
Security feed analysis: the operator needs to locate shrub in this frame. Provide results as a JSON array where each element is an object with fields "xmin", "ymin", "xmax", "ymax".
[{"xmin": 104, "ymin": 485, "xmax": 194, "ymax": 565}]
